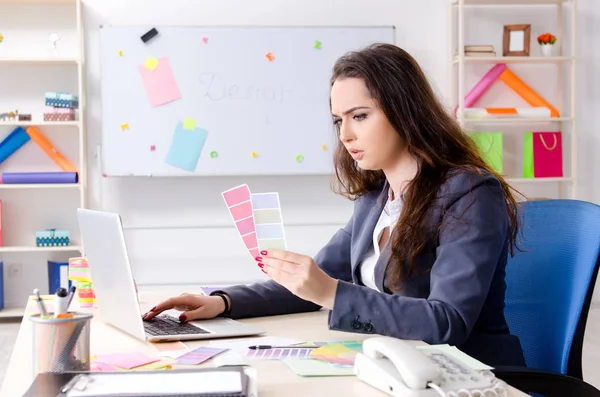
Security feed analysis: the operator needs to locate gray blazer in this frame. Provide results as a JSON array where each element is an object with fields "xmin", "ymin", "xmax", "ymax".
[{"xmin": 217, "ymin": 169, "xmax": 526, "ymax": 367}]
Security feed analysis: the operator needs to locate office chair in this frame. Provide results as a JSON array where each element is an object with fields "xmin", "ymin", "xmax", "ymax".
[{"xmin": 492, "ymin": 199, "xmax": 600, "ymax": 397}]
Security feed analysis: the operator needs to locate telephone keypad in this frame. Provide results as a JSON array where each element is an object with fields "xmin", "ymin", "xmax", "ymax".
[{"xmin": 422, "ymin": 349, "xmax": 495, "ymax": 391}]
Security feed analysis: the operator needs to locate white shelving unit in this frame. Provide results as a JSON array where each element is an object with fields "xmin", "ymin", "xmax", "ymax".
[
  {"xmin": 449, "ymin": 0, "xmax": 577, "ymax": 198},
  {"xmin": 0, "ymin": 0, "xmax": 86, "ymax": 318}
]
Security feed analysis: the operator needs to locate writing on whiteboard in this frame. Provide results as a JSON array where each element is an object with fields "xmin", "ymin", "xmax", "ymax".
[{"xmin": 198, "ymin": 72, "xmax": 293, "ymax": 104}]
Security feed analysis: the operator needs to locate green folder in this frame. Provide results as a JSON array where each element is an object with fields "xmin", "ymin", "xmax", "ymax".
[{"xmin": 468, "ymin": 132, "xmax": 503, "ymax": 174}]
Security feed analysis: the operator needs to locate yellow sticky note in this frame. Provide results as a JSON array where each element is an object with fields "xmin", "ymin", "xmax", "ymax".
[
  {"xmin": 183, "ymin": 118, "xmax": 196, "ymax": 130},
  {"xmin": 144, "ymin": 57, "xmax": 159, "ymax": 71}
]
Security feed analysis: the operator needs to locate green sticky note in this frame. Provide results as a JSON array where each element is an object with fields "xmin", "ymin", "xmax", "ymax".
[
  {"xmin": 282, "ymin": 359, "xmax": 354, "ymax": 377},
  {"xmin": 183, "ymin": 118, "xmax": 196, "ymax": 131}
]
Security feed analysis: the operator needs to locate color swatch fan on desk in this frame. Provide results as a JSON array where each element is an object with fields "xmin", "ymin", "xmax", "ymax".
[{"xmin": 222, "ymin": 184, "xmax": 286, "ymax": 261}]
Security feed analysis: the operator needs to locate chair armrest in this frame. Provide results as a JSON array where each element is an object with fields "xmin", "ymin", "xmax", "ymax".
[{"xmin": 492, "ymin": 366, "xmax": 600, "ymax": 397}]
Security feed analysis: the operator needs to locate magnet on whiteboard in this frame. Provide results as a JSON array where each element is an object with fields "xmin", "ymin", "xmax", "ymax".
[
  {"xmin": 314, "ymin": 40, "xmax": 322, "ymax": 49},
  {"xmin": 141, "ymin": 28, "xmax": 159, "ymax": 43},
  {"xmin": 150, "ymin": 145, "xmax": 156, "ymax": 151},
  {"xmin": 296, "ymin": 154, "xmax": 304, "ymax": 163},
  {"xmin": 321, "ymin": 144, "xmax": 327, "ymax": 150},
  {"xmin": 265, "ymin": 52, "xmax": 275, "ymax": 62},
  {"xmin": 251, "ymin": 152, "xmax": 258, "ymax": 158},
  {"xmin": 210, "ymin": 151, "xmax": 218, "ymax": 158}
]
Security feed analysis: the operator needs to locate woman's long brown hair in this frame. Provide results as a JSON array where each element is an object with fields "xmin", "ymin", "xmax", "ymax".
[{"xmin": 329, "ymin": 43, "xmax": 522, "ymax": 291}]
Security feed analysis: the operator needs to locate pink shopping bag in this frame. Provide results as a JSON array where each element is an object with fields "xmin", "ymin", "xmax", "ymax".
[{"xmin": 533, "ymin": 132, "xmax": 563, "ymax": 178}]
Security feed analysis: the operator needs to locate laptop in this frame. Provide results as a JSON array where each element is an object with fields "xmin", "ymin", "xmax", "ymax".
[{"xmin": 76, "ymin": 208, "xmax": 264, "ymax": 342}]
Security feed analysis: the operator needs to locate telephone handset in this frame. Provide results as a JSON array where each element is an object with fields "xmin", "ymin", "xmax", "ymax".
[{"xmin": 353, "ymin": 336, "xmax": 507, "ymax": 397}]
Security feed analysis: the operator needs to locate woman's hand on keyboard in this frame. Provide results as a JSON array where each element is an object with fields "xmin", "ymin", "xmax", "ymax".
[{"xmin": 142, "ymin": 293, "xmax": 225, "ymax": 322}]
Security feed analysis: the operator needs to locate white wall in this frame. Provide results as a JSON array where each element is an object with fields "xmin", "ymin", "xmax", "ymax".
[{"xmin": 2, "ymin": 0, "xmax": 599, "ymax": 307}]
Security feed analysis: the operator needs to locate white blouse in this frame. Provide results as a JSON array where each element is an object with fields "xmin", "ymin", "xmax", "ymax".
[{"xmin": 359, "ymin": 191, "xmax": 404, "ymax": 291}]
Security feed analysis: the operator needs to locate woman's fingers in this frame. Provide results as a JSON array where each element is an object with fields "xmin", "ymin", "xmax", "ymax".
[{"xmin": 143, "ymin": 295, "xmax": 196, "ymax": 320}]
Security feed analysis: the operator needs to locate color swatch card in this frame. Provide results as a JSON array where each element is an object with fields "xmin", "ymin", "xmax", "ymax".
[
  {"xmin": 222, "ymin": 184, "xmax": 259, "ymax": 260},
  {"xmin": 309, "ymin": 344, "xmax": 359, "ymax": 366},
  {"xmin": 165, "ymin": 121, "xmax": 208, "ymax": 172},
  {"xmin": 246, "ymin": 347, "xmax": 313, "ymax": 360},
  {"xmin": 137, "ymin": 57, "xmax": 181, "ymax": 107},
  {"xmin": 174, "ymin": 346, "xmax": 227, "ymax": 365},
  {"xmin": 251, "ymin": 192, "xmax": 287, "ymax": 251}
]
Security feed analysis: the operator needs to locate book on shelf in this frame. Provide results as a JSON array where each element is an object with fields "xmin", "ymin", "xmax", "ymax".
[{"xmin": 466, "ymin": 51, "xmax": 496, "ymax": 57}]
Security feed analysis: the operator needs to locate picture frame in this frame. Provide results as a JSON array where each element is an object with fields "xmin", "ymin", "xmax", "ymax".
[{"xmin": 503, "ymin": 24, "xmax": 531, "ymax": 56}]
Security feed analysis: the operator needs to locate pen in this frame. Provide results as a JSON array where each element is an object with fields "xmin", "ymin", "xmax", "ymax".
[
  {"xmin": 32, "ymin": 289, "xmax": 48, "ymax": 317},
  {"xmin": 66, "ymin": 285, "xmax": 77, "ymax": 308},
  {"xmin": 248, "ymin": 345, "xmax": 317, "ymax": 350},
  {"xmin": 55, "ymin": 287, "xmax": 69, "ymax": 317}
]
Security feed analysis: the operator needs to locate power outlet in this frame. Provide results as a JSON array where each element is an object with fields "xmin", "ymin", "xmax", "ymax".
[{"xmin": 8, "ymin": 263, "xmax": 22, "ymax": 278}]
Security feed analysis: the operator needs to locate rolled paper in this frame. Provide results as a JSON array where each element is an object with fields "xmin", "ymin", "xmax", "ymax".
[
  {"xmin": 498, "ymin": 68, "xmax": 560, "ymax": 117},
  {"xmin": 25, "ymin": 127, "xmax": 78, "ymax": 172},
  {"xmin": 455, "ymin": 63, "xmax": 507, "ymax": 114},
  {"xmin": 0, "ymin": 127, "xmax": 31, "ymax": 165},
  {"xmin": 1, "ymin": 172, "xmax": 78, "ymax": 184}
]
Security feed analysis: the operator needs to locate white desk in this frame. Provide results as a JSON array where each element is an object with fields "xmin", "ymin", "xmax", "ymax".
[{"xmin": 1, "ymin": 290, "xmax": 529, "ymax": 397}]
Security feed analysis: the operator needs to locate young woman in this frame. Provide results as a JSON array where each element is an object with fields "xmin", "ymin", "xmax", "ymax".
[{"xmin": 144, "ymin": 43, "xmax": 526, "ymax": 367}]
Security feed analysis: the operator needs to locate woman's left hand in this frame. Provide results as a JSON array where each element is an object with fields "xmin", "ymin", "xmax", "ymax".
[{"xmin": 256, "ymin": 250, "xmax": 338, "ymax": 309}]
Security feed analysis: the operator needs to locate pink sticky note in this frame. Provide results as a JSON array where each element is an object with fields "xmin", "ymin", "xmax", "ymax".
[
  {"xmin": 236, "ymin": 217, "xmax": 255, "ymax": 235},
  {"xmin": 138, "ymin": 57, "xmax": 182, "ymax": 107},
  {"xmin": 230, "ymin": 201, "xmax": 253, "ymax": 220},
  {"xmin": 222, "ymin": 184, "xmax": 251, "ymax": 207},
  {"xmin": 242, "ymin": 232, "xmax": 258, "ymax": 250},
  {"xmin": 94, "ymin": 352, "xmax": 159, "ymax": 369}
]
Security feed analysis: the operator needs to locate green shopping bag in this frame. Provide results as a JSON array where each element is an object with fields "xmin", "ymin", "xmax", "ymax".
[
  {"xmin": 522, "ymin": 132, "xmax": 534, "ymax": 178},
  {"xmin": 468, "ymin": 132, "xmax": 503, "ymax": 174}
]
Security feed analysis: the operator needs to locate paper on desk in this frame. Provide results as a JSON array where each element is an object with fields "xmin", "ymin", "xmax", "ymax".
[
  {"xmin": 282, "ymin": 358, "xmax": 355, "ymax": 377},
  {"xmin": 66, "ymin": 371, "xmax": 243, "ymax": 397},
  {"xmin": 149, "ymin": 341, "xmax": 189, "ymax": 358},
  {"xmin": 416, "ymin": 344, "xmax": 494, "ymax": 370},
  {"xmin": 209, "ymin": 336, "xmax": 304, "ymax": 351},
  {"xmin": 93, "ymin": 352, "xmax": 159, "ymax": 370},
  {"xmin": 211, "ymin": 350, "xmax": 251, "ymax": 367}
]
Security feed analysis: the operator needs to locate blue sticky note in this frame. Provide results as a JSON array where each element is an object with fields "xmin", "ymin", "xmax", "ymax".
[{"xmin": 165, "ymin": 122, "xmax": 208, "ymax": 172}]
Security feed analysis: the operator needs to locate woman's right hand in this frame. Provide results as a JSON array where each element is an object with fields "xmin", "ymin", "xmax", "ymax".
[{"xmin": 142, "ymin": 293, "xmax": 227, "ymax": 322}]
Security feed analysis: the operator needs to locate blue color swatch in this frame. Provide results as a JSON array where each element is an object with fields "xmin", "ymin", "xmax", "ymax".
[
  {"xmin": 251, "ymin": 193, "xmax": 280, "ymax": 209},
  {"xmin": 256, "ymin": 224, "xmax": 285, "ymax": 239},
  {"xmin": 165, "ymin": 121, "xmax": 208, "ymax": 172}
]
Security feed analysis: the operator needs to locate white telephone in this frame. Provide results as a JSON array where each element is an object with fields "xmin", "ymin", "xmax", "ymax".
[{"xmin": 353, "ymin": 337, "xmax": 507, "ymax": 397}]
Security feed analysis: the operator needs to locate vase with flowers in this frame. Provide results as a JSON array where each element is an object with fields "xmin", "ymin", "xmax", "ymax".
[{"xmin": 537, "ymin": 33, "xmax": 557, "ymax": 57}]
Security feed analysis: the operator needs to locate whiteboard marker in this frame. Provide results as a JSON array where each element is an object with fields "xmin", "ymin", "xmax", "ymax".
[{"xmin": 55, "ymin": 287, "xmax": 69, "ymax": 317}]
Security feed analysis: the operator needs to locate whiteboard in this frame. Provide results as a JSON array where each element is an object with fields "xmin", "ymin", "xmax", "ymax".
[{"xmin": 100, "ymin": 26, "xmax": 396, "ymax": 176}]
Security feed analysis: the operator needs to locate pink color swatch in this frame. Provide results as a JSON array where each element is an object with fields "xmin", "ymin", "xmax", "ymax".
[
  {"xmin": 222, "ymin": 184, "xmax": 251, "ymax": 207},
  {"xmin": 242, "ymin": 232, "xmax": 258, "ymax": 250},
  {"xmin": 533, "ymin": 132, "xmax": 563, "ymax": 177},
  {"xmin": 230, "ymin": 201, "xmax": 253, "ymax": 219},
  {"xmin": 174, "ymin": 346, "xmax": 226, "ymax": 365},
  {"xmin": 222, "ymin": 184, "xmax": 259, "ymax": 260},
  {"xmin": 236, "ymin": 217, "xmax": 255, "ymax": 235},
  {"xmin": 138, "ymin": 57, "xmax": 182, "ymax": 107}
]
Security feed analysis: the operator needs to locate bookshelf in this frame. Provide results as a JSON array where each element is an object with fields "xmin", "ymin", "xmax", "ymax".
[
  {"xmin": 0, "ymin": 0, "xmax": 86, "ymax": 318},
  {"xmin": 449, "ymin": 0, "xmax": 577, "ymax": 199}
]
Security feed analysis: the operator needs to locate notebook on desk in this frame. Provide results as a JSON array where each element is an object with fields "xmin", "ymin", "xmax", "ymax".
[{"xmin": 23, "ymin": 367, "xmax": 256, "ymax": 397}]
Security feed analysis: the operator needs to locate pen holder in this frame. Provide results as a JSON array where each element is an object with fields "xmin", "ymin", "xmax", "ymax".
[{"xmin": 30, "ymin": 312, "xmax": 93, "ymax": 376}]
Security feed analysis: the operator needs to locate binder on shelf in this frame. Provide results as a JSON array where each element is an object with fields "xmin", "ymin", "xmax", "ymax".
[{"xmin": 47, "ymin": 261, "xmax": 72, "ymax": 294}]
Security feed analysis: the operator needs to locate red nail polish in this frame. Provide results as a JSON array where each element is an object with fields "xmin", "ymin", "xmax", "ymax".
[
  {"xmin": 179, "ymin": 314, "xmax": 187, "ymax": 322},
  {"xmin": 255, "ymin": 256, "xmax": 262, "ymax": 262},
  {"xmin": 150, "ymin": 306, "xmax": 156, "ymax": 312},
  {"xmin": 261, "ymin": 269, "xmax": 267, "ymax": 274},
  {"xmin": 260, "ymin": 250, "xmax": 267, "ymax": 255},
  {"xmin": 258, "ymin": 263, "xmax": 264, "ymax": 268},
  {"xmin": 142, "ymin": 313, "xmax": 148, "ymax": 320}
]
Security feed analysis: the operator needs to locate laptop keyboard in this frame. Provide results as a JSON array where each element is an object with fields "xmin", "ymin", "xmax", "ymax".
[{"xmin": 144, "ymin": 314, "xmax": 210, "ymax": 336}]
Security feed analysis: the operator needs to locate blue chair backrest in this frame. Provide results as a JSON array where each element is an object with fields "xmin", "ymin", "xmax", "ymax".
[{"xmin": 504, "ymin": 199, "xmax": 600, "ymax": 374}]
